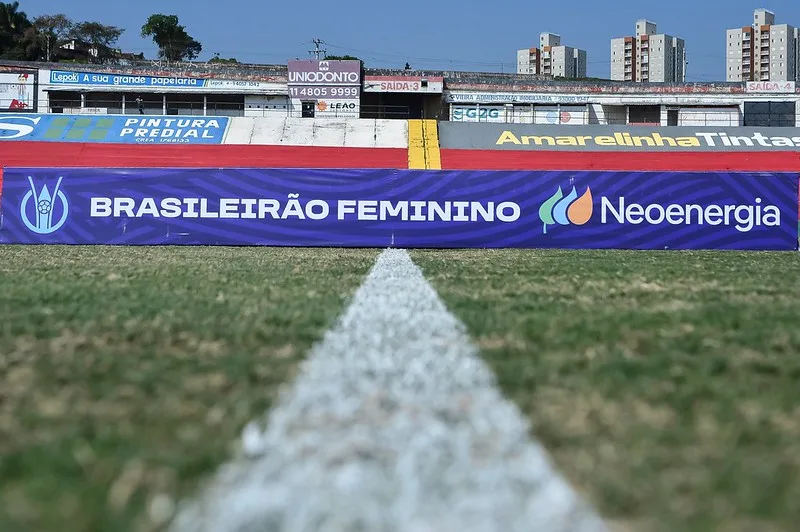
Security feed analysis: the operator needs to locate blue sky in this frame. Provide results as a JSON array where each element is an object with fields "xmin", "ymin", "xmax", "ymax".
[{"xmin": 22, "ymin": 0, "xmax": 800, "ymax": 81}]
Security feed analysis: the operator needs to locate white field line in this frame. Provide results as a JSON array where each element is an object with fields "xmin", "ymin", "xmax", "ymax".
[{"xmin": 169, "ymin": 248, "xmax": 607, "ymax": 532}]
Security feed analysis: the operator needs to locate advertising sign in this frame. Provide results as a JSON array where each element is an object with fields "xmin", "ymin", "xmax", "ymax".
[
  {"xmin": 287, "ymin": 60, "xmax": 361, "ymax": 86},
  {"xmin": 0, "ymin": 72, "xmax": 35, "ymax": 111},
  {"xmin": 445, "ymin": 92, "xmax": 590, "ymax": 104},
  {"xmin": 48, "ymin": 70, "xmax": 284, "ymax": 93},
  {"xmin": 0, "ymin": 114, "xmax": 228, "ymax": 144},
  {"xmin": 449, "ymin": 105, "xmax": 589, "ymax": 125},
  {"xmin": 204, "ymin": 79, "xmax": 284, "ymax": 93},
  {"xmin": 439, "ymin": 122, "xmax": 800, "ymax": 151},
  {"xmin": 0, "ymin": 168, "xmax": 795, "ymax": 250},
  {"xmin": 363, "ymin": 76, "xmax": 444, "ymax": 93},
  {"xmin": 287, "ymin": 60, "xmax": 361, "ymax": 115},
  {"xmin": 312, "ymin": 100, "xmax": 359, "ymax": 116},
  {"xmin": 533, "ymin": 106, "xmax": 588, "ymax": 125},
  {"xmin": 450, "ymin": 105, "xmax": 506, "ymax": 123},
  {"xmin": 50, "ymin": 70, "xmax": 205, "ymax": 88}
]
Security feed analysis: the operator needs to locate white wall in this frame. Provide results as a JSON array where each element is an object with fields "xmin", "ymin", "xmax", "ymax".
[
  {"xmin": 677, "ymin": 107, "xmax": 741, "ymax": 126},
  {"xmin": 222, "ymin": 117, "xmax": 407, "ymax": 148},
  {"xmin": 244, "ymin": 95, "xmax": 289, "ymax": 117},
  {"xmin": 796, "ymin": 100, "xmax": 800, "ymax": 126},
  {"xmin": 37, "ymin": 68, "xmax": 50, "ymax": 112}
]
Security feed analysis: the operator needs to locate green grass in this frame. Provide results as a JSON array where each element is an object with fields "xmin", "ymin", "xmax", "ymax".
[
  {"xmin": 412, "ymin": 249, "xmax": 800, "ymax": 532},
  {"xmin": 0, "ymin": 245, "xmax": 378, "ymax": 532},
  {"xmin": 5, "ymin": 245, "xmax": 800, "ymax": 532}
]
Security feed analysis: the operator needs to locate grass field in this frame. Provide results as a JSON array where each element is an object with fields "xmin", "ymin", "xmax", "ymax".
[
  {"xmin": 1, "ymin": 245, "xmax": 799, "ymax": 531},
  {"xmin": 413, "ymin": 249, "xmax": 800, "ymax": 532},
  {"xmin": 0, "ymin": 246, "xmax": 378, "ymax": 532}
]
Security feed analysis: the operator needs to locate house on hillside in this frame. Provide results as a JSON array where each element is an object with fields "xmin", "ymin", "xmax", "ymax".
[{"xmin": 57, "ymin": 39, "xmax": 143, "ymax": 64}]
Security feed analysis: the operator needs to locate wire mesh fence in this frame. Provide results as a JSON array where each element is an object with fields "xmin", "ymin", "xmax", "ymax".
[{"xmin": 0, "ymin": 96, "xmax": 414, "ymax": 119}]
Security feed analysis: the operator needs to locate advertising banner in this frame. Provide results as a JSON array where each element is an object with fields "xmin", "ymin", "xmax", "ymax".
[
  {"xmin": 203, "ymin": 80, "xmax": 284, "ymax": 93},
  {"xmin": 533, "ymin": 106, "xmax": 588, "ymax": 125},
  {"xmin": 50, "ymin": 70, "xmax": 206, "ymax": 88},
  {"xmin": 0, "ymin": 114, "xmax": 229, "ymax": 144},
  {"xmin": 450, "ymin": 105, "xmax": 506, "ymax": 123},
  {"xmin": 439, "ymin": 122, "xmax": 800, "ymax": 151},
  {"xmin": 449, "ymin": 105, "xmax": 589, "ymax": 125},
  {"xmin": 0, "ymin": 72, "xmax": 35, "ymax": 110},
  {"xmin": 48, "ymin": 70, "xmax": 284, "ymax": 93},
  {"xmin": 445, "ymin": 92, "xmax": 591, "ymax": 104},
  {"xmin": 0, "ymin": 168, "xmax": 796, "ymax": 250}
]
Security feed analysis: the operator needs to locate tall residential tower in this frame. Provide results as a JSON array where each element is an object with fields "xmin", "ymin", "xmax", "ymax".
[
  {"xmin": 726, "ymin": 9, "xmax": 799, "ymax": 82},
  {"xmin": 517, "ymin": 32, "xmax": 587, "ymax": 78},
  {"xmin": 611, "ymin": 20, "xmax": 686, "ymax": 82}
]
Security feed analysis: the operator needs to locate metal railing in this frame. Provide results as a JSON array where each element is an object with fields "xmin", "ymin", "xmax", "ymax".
[
  {"xmin": 444, "ymin": 111, "xmax": 797, "ymax": 127},
  {"xmin": 1, "ymin": 97, "xmax": 414, "ymax": 119},
  {"xmin": 3, "ymin": 96, "xmax": 796, "ymax": 126}
]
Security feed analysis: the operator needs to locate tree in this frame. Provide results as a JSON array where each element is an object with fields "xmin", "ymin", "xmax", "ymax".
[
  {"xmin": 0, "ymin": 1, "xmax": 35, "ymax": 60},
  {"xmin": 209, "ymin": 53, "xmax": 238, "ymax": 64},
  {"xmin": 141, "ymin": 14, "xmax": 201, "ymax": 62},
  {"xmin": 33, "ymin": 13, "xmax": 72, "ymax": 61},
  {"xmin": 69, "ymin": 21, "xmax": 123, "ymax": 63},
  {"xmin": 16, "ymin": 25, "xmax": 41, "ymax": 60},
  {"xmin": 324, "ymin": 54, "xmax": 364, "ymax": 68},
  {"xmin": 324, "ymin": 54, "xmax": 361, "ymax": 62}
]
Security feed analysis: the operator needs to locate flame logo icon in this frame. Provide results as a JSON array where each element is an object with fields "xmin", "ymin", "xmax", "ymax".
[{"xmin": 538, "ymin": 185, "xmax": 593, "ymax": 234}]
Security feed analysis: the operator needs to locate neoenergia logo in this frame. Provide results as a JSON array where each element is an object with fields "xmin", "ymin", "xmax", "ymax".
[
  {"xmin": 601, "ymin": 196, "xmax": 780, "ymax": 233},
  {"xmin": 538, "ymin": 186, "xmax": 593, "ymax": 234},
  {"xmin": 538, "ymin": 184, "xmax": 781, "ymax": 234}
]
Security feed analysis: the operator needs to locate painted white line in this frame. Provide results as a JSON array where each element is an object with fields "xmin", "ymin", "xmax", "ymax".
[{"xmin": 170, "ymin": 248, "xmax": 607, "ymax": 532}]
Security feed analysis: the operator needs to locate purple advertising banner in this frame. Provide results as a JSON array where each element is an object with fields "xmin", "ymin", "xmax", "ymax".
[
  {"xmin": 287, "ymin": 60, "xmax": 361, "ymax": 86},
  {"xmin": 0, "ymin": 168, "xmax": 797, "ymax": 250}
]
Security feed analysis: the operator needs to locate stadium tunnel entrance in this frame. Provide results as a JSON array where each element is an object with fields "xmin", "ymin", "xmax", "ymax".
[
  {"xmin": 360, "ymin": 91, "xmax": 442, "ymax": 119},
  {"xmin": 360, "ymin": 75, "xmax": 445, "ymax": 119}
]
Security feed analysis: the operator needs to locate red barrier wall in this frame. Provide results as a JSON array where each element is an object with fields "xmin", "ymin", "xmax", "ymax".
[
  {"xmin": 440, "ymin": 149, "xmax": 800, "ymax": 172},
  {"xmin": 0, "ymin": 142, "xmax": 408, "ymax": 169},
  {"xmin": 4, "ymin": 142, "xmax": 800, "ymax": 173}
]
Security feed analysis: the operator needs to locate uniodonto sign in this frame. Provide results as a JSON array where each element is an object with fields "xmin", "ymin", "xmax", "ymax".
[{"xmin": 287, "ymin": 60, "xmax": 361, "ymax": 113}]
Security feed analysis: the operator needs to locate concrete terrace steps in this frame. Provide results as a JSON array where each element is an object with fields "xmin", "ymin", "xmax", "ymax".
[{"xmin": 222, "ymin": 117, "xmax": 408, "ymax": 148}]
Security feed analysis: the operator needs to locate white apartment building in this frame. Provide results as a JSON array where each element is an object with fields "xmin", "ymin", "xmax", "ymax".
[
  {"xmin": 517, "ymin": 32, "xmax": 587, "ymax": 78},
  {"xmin": 610, "ymin": 20, "xmax": 686, "ymax": 82},
  {"xmin": 726, "ymin": 9, "xmax": 800, "ymax": 82}
]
